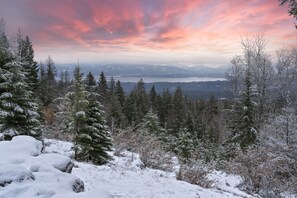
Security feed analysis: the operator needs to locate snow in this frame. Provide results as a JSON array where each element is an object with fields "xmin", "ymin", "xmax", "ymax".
[
  {"xmin": 75, "ymin": 111, "xmax": 85, "ymax": 117},
  {"xmin": 0, "ymin": 136, "xmax": 84, "ymax": 198},
  {"xmin": 0, "ymin": 165, "xmax": 34, "ymax": 186},
  {"xmin": 44, "ymin": 138, "xmax": 74, "ymax": 157},
  {"xmin": 71, "ymin": 151, "xmax": 256, "ymax": 198},
  {"xmin": 45, "ymin": 139, "xmax": 257, "ymax": 198},
  {"xmin": 14, "ymin": 105, "xmax": 24, "ymax": 113},
  {"xmin": 0, "ymin": 92, "xmax": 12, "ymax": 98},
  {"xmin": 0, "ymin": 136, "xmax": 258, "ymax": 198}
]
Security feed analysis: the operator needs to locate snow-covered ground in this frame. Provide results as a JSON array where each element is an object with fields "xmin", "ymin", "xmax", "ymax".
[{"xmin": 0, "ymin": 136, "xmax": 258, "ymax": 198}]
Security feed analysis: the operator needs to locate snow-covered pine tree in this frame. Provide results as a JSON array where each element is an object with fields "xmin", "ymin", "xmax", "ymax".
[
  {"xmin": 0, "ymin": 18, "xmax": 12, "ymax": 103},
  {"xmin": 137, "ymin": 110, "xmax": 165, "ymax": 136},
  {"xmin": 0, "ymin": 18, "xmax": 11, "ymax": 68},
  {"xmin": 59, "ymin": 66, "xmax": 112, "ymax": 164},
  {"xmin": 58, "ymin": 66, "xmax": 89, "ymax": 153},
  {"xmin": 0, "ymin": 27, "xmax": 42, "ymax": 140},
  {"xmin": 137, "ymin": 110, "xmax": 170, "ymax": 147},
  {"xmin": 174, "ymin": 127, "xmax": 194, "ymax": 162},
  {"xmin": 226, "ymin": 58, "xmax": 258, "ymax": 150},
  {"xmin": 84, "ymin": 87, "xmax": 112, "ymax": 165},
  {"xmin": 0, "ymin": 58, "xmax": 42, "ymax": 140},
  {"xmin": 17, "ymin": 35, "xmax": 39, "ymax": 94}
]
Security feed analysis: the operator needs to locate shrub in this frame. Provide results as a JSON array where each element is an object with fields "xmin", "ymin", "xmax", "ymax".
[{"xmin": 176, "ymin": 160, "xmax": 212, "ymax": 188}]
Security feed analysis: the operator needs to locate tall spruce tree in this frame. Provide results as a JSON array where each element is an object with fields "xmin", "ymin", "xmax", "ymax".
[
  {"xmin": 17, "ymin": 35, "xmax": 39, "ymax": 94},
  {"xmin": 59, "ymin": 66, "xmax": 88, "ymax": 135},
  {"xmin": 84, "ymin": 89, "xmax": 112, "ymax": 164},
  {"xmin": 149, "ymin": 85, "xmax": 157, "ymax": 111},
  {"xmin": 0, "ymin": 26, "xmax": 42, "ymax": 140},
  {"xmin": 98, "ymin": 71, "xmax": 108, "ymax": 104},
  {"xmin": 0, "ymin": 18, "xmax": 10, "ymax": 69},
  {"xmin": 135, "ymin": 79, "xmax": 150, "ymax": 120},
  {"xmin": 109, "ymin": 76, "xmax": 115, "ymax": 96},
  {"xmin": 123, "ymin": 92, "xmax": 138, "ymax": 124},
  {"xmin": 137, "ymin": 110, "xmax": 166, "ymax": 137},
  {"xmin": 0, "ymin": 59, "xmax": 42, "ymax": 140},
  {"xmin": 174, "ymin": 127, "xmax": 194, "ymax": 161},
  {"xmin": 0, "ymin": 18, "xmax": 12, "ymax": 98},
  {"xmin": 227, "ymin": 58, "xmax": 258, "ymax": 149},
  {"xmin": 171, "ymin": 86, "xmax": 186, "ymax": 134},
  {"xmin": 160, "ymin": 89, "xmax": 172, "ymax": 127},
  {"xmin": 59, "ymin": 67, "xmax": 111, "ymax": 164},
  {"xmin": 115, "ymin": 80, "xmax": 125, "ymax": 107},
  {"xmin": 38, "ymin": 56, "xmax": 57, "ymax": 107},
  {"xmin": 85, "ymin": 72, "xmax": 96, "ymax": 91}
]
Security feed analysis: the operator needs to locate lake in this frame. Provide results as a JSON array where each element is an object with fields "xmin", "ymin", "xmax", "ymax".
[{"xmin": 108, "ymin": 76, "xmax": 226, "ymax": 83}]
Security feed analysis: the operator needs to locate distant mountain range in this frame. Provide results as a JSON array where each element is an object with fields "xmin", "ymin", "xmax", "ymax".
[{"xmin": 56, "ymin": 64, "xmax": 227, "ymax": 78}]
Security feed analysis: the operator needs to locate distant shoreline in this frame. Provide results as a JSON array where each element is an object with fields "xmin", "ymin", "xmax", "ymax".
[{"xmin": 107, "ymin": 76, "xmax": 226, "ymax": 83}]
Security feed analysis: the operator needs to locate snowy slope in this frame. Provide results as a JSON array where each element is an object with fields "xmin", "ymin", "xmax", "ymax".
[
  {"xmin": 0, "ymin": 136, "xmax": 257, "ymax": 198},
  {"xmin": 45, "ymin": 139, "xmax": 257, "ymax": 198}
]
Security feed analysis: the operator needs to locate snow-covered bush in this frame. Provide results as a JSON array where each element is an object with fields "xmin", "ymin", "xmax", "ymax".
[
  {"xmin": 224, "ymin": 109, "xmax": 297, "ymax": 197},
  {"xmin": 176, "ymin": 160, "xmax": 212, "ymax": 188},
  {"xmin": 225, "ymin": 146, "xmax": 297, "ymax": 197},
  {"xmin": 138, "ymin": 137, "xmax": 174, "ymax": 171},
  {"xmin": 113, "ymin": 127, "xmax": 174, "ymax": 172}
]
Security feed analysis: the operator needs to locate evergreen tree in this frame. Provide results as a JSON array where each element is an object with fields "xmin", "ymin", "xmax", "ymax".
[
  {"xmin": 123, "ymin": 92, "xmax": 138, "ymax": 124},
  {"xmin": 0, "ymin": 18, "xmax": 11, "ymax": 69},
  {"xmin": 37, "ymin": 62, "xmax": 47, "ymax": 103},
  {"xmin": 149, "ymin": 85, "xmax": 157, "ymax": 111},
  {"xmin": 38, "ymin": 56, "xmax": 57, "ymax": 107},
  {"xmin": 60, "ymin": 66, "xmax": 88, "ymax": 135},
  {"xmin": 137, "ymin": 110, "xmax": 165, "ymax": 136},
  {"xmin": 0, "ymin": 59, "xmax": 42, "ymax": 140},
  {"xmin": 0, "ymin": 18, "xmax": 12, "ymax": 98},
  {"xmin": 115, "ymin": 80, "xmax": 125, "ymax": 107},
  {"xmin": 59, "ymin": 67, "xmax": 112, "ymax": 164},
  {"xmin": 98, "ymin": 71, "xmax": 108, "ymax": 104},
  {"xmin": 171, "ymin": 86, "xmax": 186, "ymax": 134},
  {"xmin": 136, "ymin": 110, "xmax": 171, "ymax": 148},
  {"xmin": 205, "ymin": 96, "xmax": 219, "ymax": 144},
  {"xmin": 134, "ymin": 79, "xmax": 150, "ymax": 120},
  {"xmin": 83, "ymin": 90, "xmax": 112, "ymax": 164},
  {"xmin": 280, "ymin": 0, "xmax": 297, "ymax": 28},
  {"xmin": 159, "ymin": 89, "xmax": 172, "ymax": 127},
  {"xmin": 109, "ymin": 94, "xmax": 125, "ymax": 129},
  {"xmin": 85, "ymin": 72, "xmax": 96, "ymax": 91},
  {"xmin": 174, "ymin": 127, "xmax": 194, "ymax": 161},
  {"xmin": 227, "ymin": 63, "xmax": 258, "ymax": 149},
  {"xmin": 17, "ymin": 35, "xmax": 39, "ymax": 94},
  {"xmin": 109, "ymin": 76, "xmax": 115, "ymax": 96}
]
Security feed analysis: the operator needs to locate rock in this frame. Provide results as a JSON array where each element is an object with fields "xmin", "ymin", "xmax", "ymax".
[
  {"xmin": 65, "ymin": 161, "xmax": 75, "ymax": 173},
  {"xmin": 72, "ymin": 178, "xmax": 85, "ymax": 193},
  {"xmin": 36, "ymin": 153, "xmax": 74, "ymax": 173},
  {"xmin": 0, "ymin": 165, "xmax": 35, "ymax": 187}
]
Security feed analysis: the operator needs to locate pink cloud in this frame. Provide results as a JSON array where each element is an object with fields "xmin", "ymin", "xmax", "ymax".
[{"xmin": 0, "ymin": 0, "xmax": 295, "ymax": 63}]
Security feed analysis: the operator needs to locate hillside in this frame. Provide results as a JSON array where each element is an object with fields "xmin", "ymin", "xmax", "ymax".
[{"xmin": 0, "ymin": 136, "xmax": 256, "ymax": 198}]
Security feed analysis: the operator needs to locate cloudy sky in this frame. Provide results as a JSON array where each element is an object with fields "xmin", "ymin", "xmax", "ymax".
[{"xmin": 0, "ymin": 0, "xmax": 296, "ymax": 66}]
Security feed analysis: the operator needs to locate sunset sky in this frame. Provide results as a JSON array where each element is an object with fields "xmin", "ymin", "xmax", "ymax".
[{"xmin": 0, "ymin": 0, "xmax": 296, "ymax": 66}]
